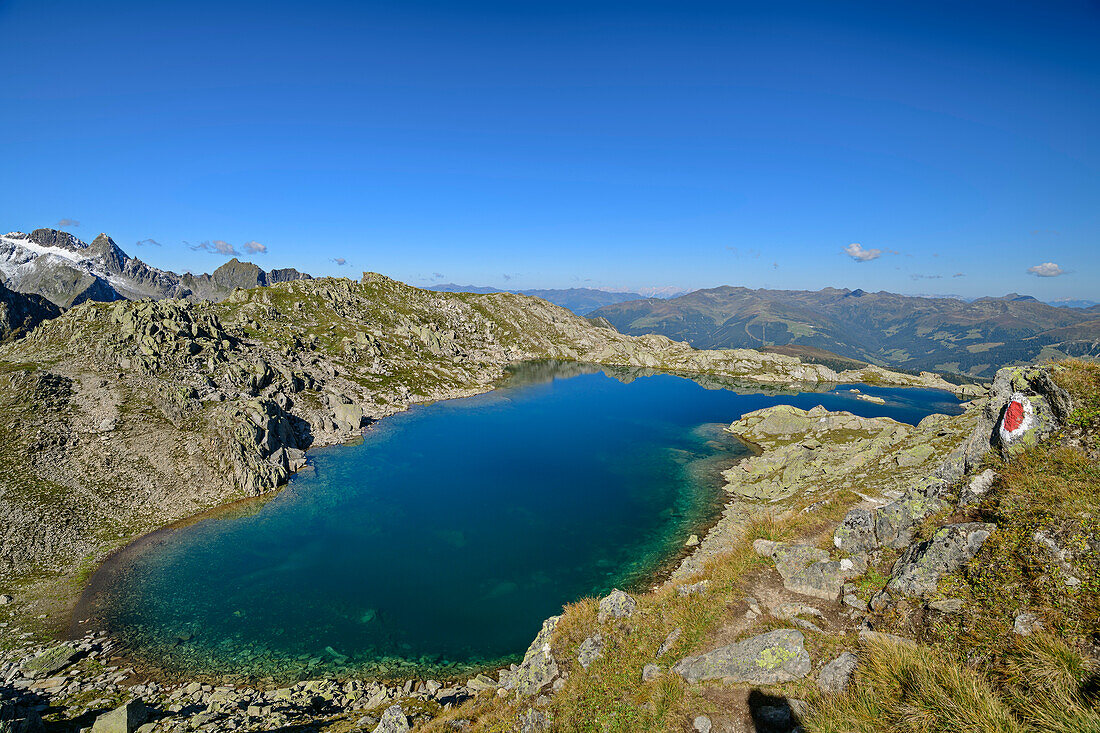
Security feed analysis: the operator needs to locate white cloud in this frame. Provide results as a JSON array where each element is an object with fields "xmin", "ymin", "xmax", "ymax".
[
  {"xmin": 56, "ymin": 218, "xmax": 80, "ymax": 227},
  {"xmin": 1027, "ymin": 262, "xmax": 1065, "ymax": 277},
  {"xmin": 135, "ymin": 238, "xmax": 161, "ymax": 247},
  {"xmin": 843, "ymin": 242, "xmax": 883, "ymax": 262},
  {"xmin": 242, "ymin": 240, "xmax": 267, "ymax": 254},
  {"xmin": 331, "ymin": 257, "xmax": 347, "ymax": 266},
  {"xmin": 191, "ymin": 239, "xmax": 238, "ymax": 256}
]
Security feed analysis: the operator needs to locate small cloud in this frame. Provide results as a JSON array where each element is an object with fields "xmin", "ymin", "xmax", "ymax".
[
  {"xmin": 910, "ymin": 274, "xmax": 943, "ymax": 280},
  {"xmin": 331, "ymin": 257, "xmax": 347, "ymax": 266},
  {"xmin": 242, "ymin": 240, "xmax": 267, "ymax": 254},
  {"xmin": 135, "ymin": 238, "xmax": 161, "ymax": 247},
  {"xmin": 953, "ymin": 272, "xmax": 965, "ymax": 278},
  {"xmin": 1030, "ymin": 229, "xmax": 1060, "ymax": 236},
  {"xmin": 843, "ymin": 243, "xmax": 883, "ymax": 262},
  {"xmin": 1027, "ymin": 262, "xmax": 1066, "ymax": 277},
  {"xmin": 56, "ymin": 218, "xmax": 80, "ymax": 227},
  {"xmin": 502, "ymin": 273, "xmax": 513, "ymax": 281},
  {"xmin": 431, "ymin": 272, "xmax": 444, "ymax": 281},
  {"xmin": 190, "ymin": 239, "xmax": 239, "ymax": 256}
]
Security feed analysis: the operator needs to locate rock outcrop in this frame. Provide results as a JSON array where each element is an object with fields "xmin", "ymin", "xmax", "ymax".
[{"xmin": 884, "ymin": 522, "xmax": 996, "ymax": 599}]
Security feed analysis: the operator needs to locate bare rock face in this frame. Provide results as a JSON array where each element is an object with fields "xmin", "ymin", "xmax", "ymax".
[
  {"xmin": 834, "ymin": 476, "xmax": 952, "ymax": 554},
  {"xmin": 671, "ymin": 629, "xmax": 811, "ymax": 684},
  {"xmin": 0, "ymin": 278, "xmax": 59, "ymax": 342},
  {"xmin": 577, "ymin": 633, "xmax": 604, "ymax": 669}
]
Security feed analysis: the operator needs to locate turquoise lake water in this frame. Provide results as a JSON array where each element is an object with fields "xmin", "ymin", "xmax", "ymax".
[{"xmin": 83, "ymin": 362, "xmax": 962, "ymax": 681}]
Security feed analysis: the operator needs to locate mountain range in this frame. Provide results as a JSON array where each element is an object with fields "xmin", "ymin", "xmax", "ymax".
[
  {"xmin": 0, "ymin": 229, "xmax": 310, "ymax": 309},
  {"xmin": 427, "ymin": 284, "xmax": 662, "ymax": 315},
  {"xmin": 590, "ymin": 286, "xmax": 1100, "ymax": 378}
]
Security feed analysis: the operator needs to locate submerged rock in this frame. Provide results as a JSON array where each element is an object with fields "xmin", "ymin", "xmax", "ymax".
[{"xmin": 671, "ymin": 629, "xmax": 811, "ymax": 684}]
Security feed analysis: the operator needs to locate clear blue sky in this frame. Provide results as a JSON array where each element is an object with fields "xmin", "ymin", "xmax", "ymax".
[{"xmin": 1, "ymin": 0, "xmax": 1097, "ymax": 299}]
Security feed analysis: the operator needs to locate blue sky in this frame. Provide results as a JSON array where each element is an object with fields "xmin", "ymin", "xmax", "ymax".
[{"xmin": 1, "ymin": 0, "xmax": 1097, "ymax": 299}]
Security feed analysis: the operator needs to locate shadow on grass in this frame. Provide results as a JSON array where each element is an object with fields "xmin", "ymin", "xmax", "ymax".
[{"xmin": 748, "ymin": 689, "xmax": 803, "ymax": 733}]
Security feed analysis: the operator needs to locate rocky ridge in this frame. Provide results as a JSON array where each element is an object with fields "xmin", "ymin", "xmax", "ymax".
[{"xmin": 0, "ymin": 230, "xmax": 309, "ymax": 308}]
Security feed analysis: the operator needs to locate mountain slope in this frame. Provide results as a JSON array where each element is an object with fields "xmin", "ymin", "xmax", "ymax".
[
  {"xmin": 592, "ymin": 286, "xmax": 1100, "ymax": 377},
  {"xmin": 428, "ymin": 284, "xmax": 649, "ymax": 315},
  {"xmin": 0, "ymin": 278, "xmax": 62, "ymax": 342},
  {"xmin": 0, "ymin": 229, "xmax": 310, "ymax": 308}
]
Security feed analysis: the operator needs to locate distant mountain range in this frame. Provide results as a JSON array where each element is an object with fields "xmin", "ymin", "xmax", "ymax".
[
  {"xmin": 590, "ymin": 286, "xmax": 1100, "ymax": 378},
  {"xmin": 0, "ymin": 229, "xmax": 310, "ymax": 308},
  {"xmin": 427, "ymin": 284, "xmax": 662, "ymax": 315}
]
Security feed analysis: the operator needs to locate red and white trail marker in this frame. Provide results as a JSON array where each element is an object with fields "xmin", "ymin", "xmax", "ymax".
[{"xmin": 998, "ymin": 392, "xmax": 1034, "ymax": 445}]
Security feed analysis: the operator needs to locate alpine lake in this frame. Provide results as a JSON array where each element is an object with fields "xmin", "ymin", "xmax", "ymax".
[{"xmin": 78, "ymin": 361, "xmax": 963, "ymax": 682}]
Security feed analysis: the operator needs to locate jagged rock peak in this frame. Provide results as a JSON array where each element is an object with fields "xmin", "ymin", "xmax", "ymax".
[{"xmin": 28, "ymin": 228, "xmax": 86, "ymax": 251}]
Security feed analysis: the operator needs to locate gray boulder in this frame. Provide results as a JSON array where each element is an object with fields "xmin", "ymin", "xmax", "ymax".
[
  {"xmin": 1013, "ymin": 612, "xmax": 1042, "ymax": 636},
  {"xmin": 642, "ymin": 664, "xmax": 663, "ymax": 682},
  {"xmin": 873, "ymin": 481, "xmax": 951, "ymax": 550},
  {"xmin": 577, "ymin": 633, "xmax": 604, "ymax": 669},
  {"xmin": 332, "ymin": 401, "xmax": 365, "ymax": 433},
  {"xmin": 671, "ymin": 629, "xmax": 811, "ymax": 684},
  {"xmin": 817, "ymin": 651, "xmax": 859, "ymax": 693},
  {"xmin": 91, "ymin": 699, "xmax": 146, "ymax": 733},
  {"xmin": 692, "ymin": 715, "xmax": 713, "ymax": 733},
  {"xmin": 958, "ymin": 469, "xmax": 996, "ymax": 507},
  {"xmin": 22, "ymin": 642, "xmax": 78, "ymax": 677},
  {"xmin": 372, "ymin": 704, "xmax": 410, "ymax": 733},
  {"xmin": 656, "ymin": 626, "xmax": 682, "ymax": 658},
  {"xmin": 506, "ymin": 616, "xmax": 562, "ymax": 696},
  {"xmin": 887, "ymin": 523, "xmax": 995, "ymax": 598},
  {"xmin": 833, "ymin": 508, "xmax": 876, "ymax": 554},
  {"xmin": 767, "ymin": 544, "xmax": 856, "ymax": 601},
  {"xmin": 597, "ymin": 589, "xmax": 637, "ymax": 623}
]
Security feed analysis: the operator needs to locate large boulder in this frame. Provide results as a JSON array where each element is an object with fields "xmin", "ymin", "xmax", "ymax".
[
  {"xmin": 21, "ymin": 643, "xmax": 78, "ymax": 677},
  {"xmin": 372, "ymin": 704, "xmax": 410, "ymax": 733},
  {"xmin": 671, "ymin": 629, "xmax": 811, "ymax": 684},
  {"xmin": 91, "ymin": 699, "xmax": 146, "ymax": 733},
  {"xmin": 834, "ymin": 477, "xmax": 951, "ymax": 553},
  {"xmin": 597, "ymin": 589, "xmax": 637, "ymax": 623},
  {"xmin": 506, "ymin": 616, "xmax": 562, "ymax": 696},
  {"xmin": 760, "ymin": 543, "xmax": 857, "ymax": 601},
  {"xmin": 887, "ymin": 522, "xmax": 995, "ymax": 598}
]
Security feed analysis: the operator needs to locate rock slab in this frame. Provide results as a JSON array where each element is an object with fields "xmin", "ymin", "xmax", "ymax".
[{"xmin": 672, "ymin": 629, "xmax": 811, "ymax": 684}]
